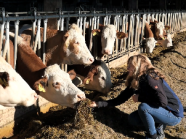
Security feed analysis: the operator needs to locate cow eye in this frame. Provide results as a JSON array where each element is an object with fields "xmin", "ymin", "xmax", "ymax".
[
  {"xmin": 101, "ymin": 77, "xmax": 105, "ymax": 80},
  {"xmin": 75, "ymin": 41, "xmax": 79, "ymax": 44},
  {"xmin": 56, "ymin": 82, "xmax": 60, "ymax": 85}
]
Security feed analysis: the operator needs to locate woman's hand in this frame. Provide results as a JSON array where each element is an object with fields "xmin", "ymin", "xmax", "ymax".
[
  {"xmin": 132, "ymin": 94, "xmax": 139, "ymax": 102},
  {"xmin": 89, "ymin": 101, "xmax": 97, "ymax": 107}
]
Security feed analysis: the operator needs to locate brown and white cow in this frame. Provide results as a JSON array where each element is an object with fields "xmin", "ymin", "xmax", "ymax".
[
  {"xmin": 0, "ymin": 56, "xmax": 38, "ymax": 109},
  {"xmin": 149, "ymin": 20, "xmax": 170, "ymax": 40},
  {"xmin": 144, "ymin": 21, "xmax": 157, "ymax": 53},
  {"xmin": 18, "ymin": 24, "xmax": 94, "ymax": 66},
  {"xmin": 91, "ymin": 24, "xmax": 128, "ymax": 58},
  {"xmin": 67, "ymin": 59, "xmax": 112, "ymax": 94},
  {"xmin": 156, "ymin": 33, "xmax": 172, "ymax": 48},
  {"xmin": 5, "ymin": 35, "xmax": 86, "ymax": 108},
  {"xmin": 149, "ymin": 20, "xmax": 172, "ymax": 48}
]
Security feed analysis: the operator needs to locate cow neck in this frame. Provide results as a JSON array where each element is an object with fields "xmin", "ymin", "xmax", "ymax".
[
  {"xmin": 44, "ymin": 30, "xmax": 67, "ymax": 66},
  {"xmin": 145, "ymin": 23, "xmax": 154, "ymax": 38},
  {"xmin": 16, "ymin": 43, "xmax": 46, "ymax": 88}
]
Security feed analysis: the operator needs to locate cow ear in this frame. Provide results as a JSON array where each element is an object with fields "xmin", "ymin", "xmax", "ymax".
[
  {"xmin": 33, "ymin": 75, "xmax": 48, "ymax": 93},
  {"xmin": 63, "ymin": 31, "xmax": 69, "ymax": 41},
  {"xmin": 68, "ymin": 69, "xmax": 77, "ymax": 80},
  {"xmin": 164, "ymin": 26, "xmax": 170, "ymax": 30},
  {"xmin": 116, "ymin": 32, "xmax": 128, "ymax": 39}
]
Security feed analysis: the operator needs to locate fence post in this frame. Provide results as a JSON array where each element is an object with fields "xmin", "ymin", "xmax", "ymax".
[
  {"xmin": 3, "ymin": 20, "xmax": 10, "ymax": 64},
  {"xmin": 43, "ymin": 18, "xmax": 48, "ymax": 65},
  {"xmin": 14, "ymin": 18, "xmax": 19, "ymax": 69},
  {"xmin": 0, "ymin": 8, "xmax": 5, "ymax": 57}
]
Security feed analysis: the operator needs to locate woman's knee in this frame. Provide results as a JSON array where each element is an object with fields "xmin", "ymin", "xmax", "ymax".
[{"xmin": 138, "ymin": 103, "xmax": 151, "ymax": 112}]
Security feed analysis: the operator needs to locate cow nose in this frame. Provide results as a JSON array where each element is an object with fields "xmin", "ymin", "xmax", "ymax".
[
  {"xmin": 77, "ymin": 94, "xmax": 86, "ymax": 101},
  {"xmin": 89, "ymin": 58, "xmax": 94, "ymax": 63},
  {"xmin": 34, "ymin": 94, "xmax": 38, "ymax": 99}
]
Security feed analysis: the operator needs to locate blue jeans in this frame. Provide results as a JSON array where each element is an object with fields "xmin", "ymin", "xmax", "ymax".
[{"xmin": 128, "ymin": 103, "xmax": 182, "ymax": 136}]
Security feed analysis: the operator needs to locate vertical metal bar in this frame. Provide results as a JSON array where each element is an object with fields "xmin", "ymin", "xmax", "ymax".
[
  {"xmin": 14, "ymin": 20, "xmax": 19, "ymax": 69},
  {"xmin": 80, "ymin": 17, "xmax": 83, "ymax": 29},
  {"xmin": 89, "ymin": 17, "xmax": 93, "ymax": 51},
  {"xmin": 0, "ymin": 22, "xmax": 5, "ymax": 56},
  {"xmin": 134, "ymin": 14, "xmax": 139, "ymax": 46},
  {"xmin": 108, "ymin": 15, "xmax": 111, "ymax": 24},
  {"xmin": 3, "ymin": 22, "xmax": 10, "ymax": 64},
  {"xmin": 37, "ymin": 19, "xmax": 41, "ymax": 57},
  {"xmin": 31, "ymin": 20, "xmax": 36, "ymax": 48},
  {"xmin": 122, "ymin": 15, "xmax": 127, "ymax": 51},
  {"xmin": 141, "ymin": 14, "xmax": 146, "ymax": 43},
  {"xmin": 83, "ymin": 16, "xmax": 86, "ymax": 36},
  {"xmin": 43, "ymin": 18, "xmax": 48, "ymax": 64},
  {"xmin": 93, "ymin": 16, "xmax": 97, "ymax": 59},
  {"xmin": 114, "ymin": 15, "xmax": 118, "ymax": 55},
  {"xmin": 60, "ymin": 17, "xmax": 64, "ymax": 31},
  {"xmin": 57, "ymin": 18, "xmax": 60, "ymax": 30}
]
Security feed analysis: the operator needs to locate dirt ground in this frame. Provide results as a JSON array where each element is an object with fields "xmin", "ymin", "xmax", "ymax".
[{"xmin": 7, "ymin": 32, "xmax": 186, "ymax": 139}]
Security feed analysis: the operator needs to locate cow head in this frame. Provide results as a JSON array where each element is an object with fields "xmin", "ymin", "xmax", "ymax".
[
  {"xmin": 145, "ymin": 37, "xmax": 157, "ymax": 53},
  {"xmin": 92, "ymin": 24, "xmax": 128, "ymax": 55},
  {"xmin": 0, "ymin": 57, "xmax": 38, "ymax": 108},
  {"xmin": 84, "ymin": 60, "xmax": 112, "ymax": 94},
  {"xmin": 156, "ymin": 22, "xmax": 164, "ymax": 37},
  {"xmin": 156, "ymin": 33, "xmax": 172, "ymax": 48},
  {"xmin": 62, "ymin": 24, "xmax": 94, "ymax": 65},
  {"xmin": 152, "ymin": 21, "xmax": 170, "ymax": 39},
  {"xmin": 166, "ymin": 33, "xmax": 172, "ymax": 47},
  {"xmin": 33, "ymin": 64, "xmax": 86, "ymax": 108}
]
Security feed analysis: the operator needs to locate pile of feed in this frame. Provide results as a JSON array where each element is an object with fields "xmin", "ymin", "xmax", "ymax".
[{"xmin": 8, "ymin": 32, "xmax": 186, "ymax": 139}]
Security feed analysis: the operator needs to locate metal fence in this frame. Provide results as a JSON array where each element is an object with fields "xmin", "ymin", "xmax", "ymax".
[{"xmin": 0, "ymin": 8, "xmax": 186, "ymax": 70}]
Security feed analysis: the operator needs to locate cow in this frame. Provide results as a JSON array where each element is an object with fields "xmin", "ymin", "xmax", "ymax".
[
  {"xmin": 0, "ymin": 56, "xmax": 38, "ymax": 109},
  {"xmin": 149, "ymin": 20, "xmax": 172, "ymax": 48},
  {"xmin": 144, "ymin": 21, "xmax": 157, "ymax": 53},
  {"xmin": 149, "ymin": 20, "xmax": 170, "ymax": 40},
  {"xmin": 17, "ymin": 23, "xmax": 94, "ymax": 66},
  {"xmin": 6, "ymin": 35, "xmax": 86, "ymax": 108},
  {"xmin": 156, "ymin": 33, "xmax": 172, "ymax": 48},
  {"xmin": 67, "ymin": 59, "xmax": 112, "ymax": 94},
  {"xmin": 91, "ymin": 24, "xmax": 128, "ymax": 58}
]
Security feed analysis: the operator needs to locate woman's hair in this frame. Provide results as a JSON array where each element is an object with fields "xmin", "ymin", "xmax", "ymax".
[{"xmin": 125, "ymin": 54, "xmax": 165, "ymax": 90}]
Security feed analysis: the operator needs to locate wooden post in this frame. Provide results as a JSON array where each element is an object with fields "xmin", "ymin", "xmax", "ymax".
[
  {"xmin": 128, "ymin": 0, "xmax": 138, "ymax": 10},
  {"xmin": 44, "ymin": 0, "xmax": 62, "ymax": 29}
]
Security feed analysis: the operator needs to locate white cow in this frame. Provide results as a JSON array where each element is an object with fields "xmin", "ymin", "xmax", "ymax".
[
  {"xmin": 33, "ymin": 64, "xmax": 86, "ymax": 108},
  {"xmin": 144, "ymin": 21, "xmax": 157, "ymax": 53},
  {"xmin": 17, "ymin": 23, "xmax": 94, "ymax": 66},
  {"xmin": 6, "ymin": 34, "xmax": 86, "ymax": 108},
  {"xmin": 0, "ymin": 56, "xmax": 38, "ymax": 109},
  {"xmin": 68, "ymin": 60, "xmax": 112, "ymax": 94},
  {"xmin": 92, "ymin": 24, "xmax": 128, "ymax": 57}
]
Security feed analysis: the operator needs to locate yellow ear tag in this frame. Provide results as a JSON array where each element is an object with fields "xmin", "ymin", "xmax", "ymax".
[
  {"xmin": 86, "ymin": 79, "xmax": 90, "ymax": 84},
  {"xmin": 162, "ymin": 37, "xmax": 165, "ymax": 40},
  {"xmin": 156, "ymin": 43, "xmax": 160, "ymax": 46},
  {"xmin": 39, "ymin": 83, "xmax": 46, "ymax": 92},
  {"xmin": 93, "ymin": 32, "xmax": 97, "ymax": 36}
]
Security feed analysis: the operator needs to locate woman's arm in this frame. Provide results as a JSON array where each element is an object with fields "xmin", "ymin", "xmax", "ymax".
[{"xmin": 91, "ymin": 87, "xmax": 134, "ymax": 108}]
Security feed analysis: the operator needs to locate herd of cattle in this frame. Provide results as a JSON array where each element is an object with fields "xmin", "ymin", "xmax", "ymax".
[{"xmin": 0, "ymin": 18, "xmax": 172, "ymax": 110}]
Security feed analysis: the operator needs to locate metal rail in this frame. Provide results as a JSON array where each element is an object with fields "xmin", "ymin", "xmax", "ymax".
[{"xmin": 0, "ymin": 7, "xmax": 186, "ymax": 70}]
